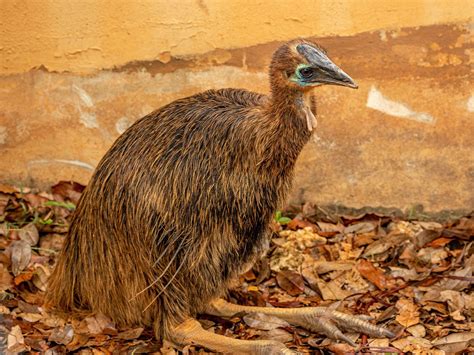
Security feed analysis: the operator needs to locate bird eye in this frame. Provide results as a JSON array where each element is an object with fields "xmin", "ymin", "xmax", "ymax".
[{"xmin": 299, "ymin": 67, "xmax": 314, "ymax": 79}]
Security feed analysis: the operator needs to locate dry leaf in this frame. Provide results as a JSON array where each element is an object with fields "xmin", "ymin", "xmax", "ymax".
[
  {"xmin": 84, "ymin": 313, "xmax": 116, "ymax": 335},
  {"xmin": 0, "ymin": 263, "xmax": 13, "ymax": 292},
  {"xmin": 395, "ymin": 298, "xmax": 420, "ymax": 327},
  {"xmin": 32, "ymin": 264, "xmax": 51, "ymax": 291},
  {"xmin": 363, "ymin": 233, "xmax": 410, "ymax": 258},
  {"xmin": 391, "ymin": 336, "xmax": 433, "ymax": 352},
  {"xmin": 117, "ymin": 327, "xmax": 144, "ymax": 340},
  {"xmin": 51, "ymin": 181, "xmax": 85, "ymax": 204},
  {"xmin": 14, "ymin": 270, "xmax": 34, "ymax": 285},
  {"xmin": 0, "ymin": 184, "xmax": 17, "ymax": 194},
  {"xmin": 259, "ymin": 328, "xmax": 293, "ymax": 343},
  {"xmin": 327, "ymin": 343, "xmax": 356, "ymax": 354},
  {"xmin": 276, "ymin": 270, "xmax": 305, "ymax": 296},
  {"xmin": 40, "ymin": 312, "xmax": 66, "ymax": 328},
  {"xmin": 368, "ymin": 338, "xmax": 389, "ymax": 347},
  {"xmin": 287, "ymin": 218, "xmax": 317, "ymax": 231},
  {"xmin": 313, "ymin": 260, "xmax": 354, "ymax": 274},
  {"xmin": 407, "ymin": 324, "xmax": 426, "ymax": 337},
  {"xmin": 344, "ymin": 222, "xmax": 376, "ymax": 234},
  {"xmin": 356, "ymin": 259, "xmax": 396, "ymax": 290},
  {"xmin": 39, "ymin": 234, "xmax": 64, "ymax": 254},
  {"xmin": 7, "ymin": 325, "xmax": 29, "ymax": 353},
  {"xmin": 432, "ymin": 332, "xmax": 474, "ymax": 353},
  {"xmin": 414, "ymin": 229, "xmax": 442, "ymax": 248},
  {"xmin": 10, "ymin": 240, "xmax": 31, "ymax": 276},
  {"xmin": 417, "ymin": 247, "xmax": 448, "ymax": 265},
  {"xmin": 314, "ymin": 277, "xmax": 353, "ymax": 300},
  {"xmin": 18, "ymin": 223, "xmax": 39, "ymax": 246},
  {"xmin": 49, "ymin": 324, "xmax": 74, "ymax": 345},
  {"xmin": 243, "ymin": 312, "xmax": 290, "ymax": 330},
  {"xmin": 66, "ymin": 333, "xmax": 89, "ymax": 352},
  {"xmin": 18, "ymin": 312, "xmax": 43, "ymax": 322},
  {"xmin": 435, "ymin": 262, "xmax": 472, "ymax": 291},
  {"xmin": 389, "ymin": 266, "xmax": 422, "ymax": 281}
]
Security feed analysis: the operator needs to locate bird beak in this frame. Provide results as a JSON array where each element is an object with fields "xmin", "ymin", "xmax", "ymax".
[
  {"xmin": 296, "ymin": 43, "xmax": 358, "ymax": 89},
  {"xmin": 317, "ymin": 66, "xmax": 358, "ymax": 89}
]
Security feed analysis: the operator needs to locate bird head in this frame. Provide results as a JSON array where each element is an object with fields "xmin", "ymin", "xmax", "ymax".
[{"xmin": 270, "ymin": 40, "xmax": 358, "ymax": 92}]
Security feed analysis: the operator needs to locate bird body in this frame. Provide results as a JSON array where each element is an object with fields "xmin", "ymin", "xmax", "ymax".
[
  {"xmin": 47, "ymin": 40, "xmax": 389, "ymax": 353},
  {"xmin": 48, "ymin": 85, "xmax": 313, "ymax": 337}
]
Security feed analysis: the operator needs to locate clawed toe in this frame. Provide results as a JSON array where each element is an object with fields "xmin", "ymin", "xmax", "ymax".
[{"xmin": 300, "ymin": 308, "xmax": 394, "ymax": 345}]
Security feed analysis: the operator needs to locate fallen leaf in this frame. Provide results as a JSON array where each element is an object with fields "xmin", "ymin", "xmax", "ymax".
[
  {"xmin": 13, "ymin": 270, "xmax": 34, "ymax": 285},
  {"xmin": 40, "ymin": 312, "xmax": 66, "ymax": 328},
  {"xmin": 407, "ymin": 324, "xmax": 426, "ymax": 337},
  {"xmin": 344, "ymin": 222, "xmax": 376, "ymax": 234},
  {"xmin": 395, "ymin": 298, "xmax": 420, "ymax": 327},
  {"xmin": 314, "ymin": 277, "xmax": 354, "ymax": 300},
  {"xmin": 18, "ymin": 300, "xmax": 41, "ymax": 313},
  {"xmin": 417, "ymin": 247, "xmax": 448, "ymax": 265},
  {"xmin": 18, "ymin": 223, "xmax": 39, "ymax": 246},
  {"xmin": 0, "ymin": 184, "xmax": 17, "ymax": 194},
  {"xmin": 0, "ymin": 263, "xmax": 13, "ymax": 292},
  {"xmin": 39, "ymin": 233, "xmax": 64, "ymax": 254},
  {"xmin": 368, "ymin": 338, "xmax": 389, "ymax": 347},
  {"xmin": 313, "ymin": 260, "xmax": 354, "ymax": 274},
  {"xmin": 270, "ymin": 329, "xmax": 294, "ymax": 343},
  {"xmin": 287, "ymin": 218, "xmax": 317, "ymax": 231},
  {"xmin": 414, "ymin": 229, "xmax": 443, "ymax": 248},
  {"xmin": 18, "ymin": 312, "xmax": 43, "ymax": 322},
  {"xmin": 435, "ymin": 262, "xmax": 472, "ymax": 291},
  {"xmin": 117, "ymin": 327, "xmax": 144, "ymax": 340},
  {"xmin": 356, "ymin": 259, "xmax": 396, "ymax": 290},
  {"xmin": 388, "ymin": 266, "xmax": 422, "ymax": 281},
  {"xmin": 363, "ymin": 233, "xmax": 410, "ymax": 258},
  {"xmin": 32, "ymin": 264, "xmax": 51, "ymax": 291},
  {"xmin": 425, "ymin": 237, "xmax": 452, "ymax": 248},
  {"xmin": 10, "ymin": 240, "xmax": 31, "ymax": 276},
  {"xmin": 7, "ymin": 324, "xmax": 29, "ymax": 352},
  {"xmin": 354, "ymin": 233, "xmax": 377, "ymax": 247},
  {"xmin": 243, "ymin": 312, "xmax": 290, "ymax": 330},
  {"xmin": 276, "ymin": 270, "xmax": 305, "ymax": 296},
  {"xmin": 51, "ymin": 181, "xmax": 85, "ymax": 204},
  {"xmin": 327, "ymin": 343, "xmax": 356, "ymax": 354},
  {"xmin": 391, "ymin": 336, "xmax": 433, "ymax": 352},
  {"xmin": 432, "ymin": 332, "xmax": 474, "ymax": 353},
  {"xmin": 84, "ymin": 313, "xmax": 116, "ymax": 335},
  {"xmin": 66, "ymin": 333, "xmax": 89, "ymax": 351}
]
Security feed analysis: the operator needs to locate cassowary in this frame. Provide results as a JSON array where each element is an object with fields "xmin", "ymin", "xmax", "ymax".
[{"xmin": 47, "ymin": 39, "xmax": 393, "ymax": 354}]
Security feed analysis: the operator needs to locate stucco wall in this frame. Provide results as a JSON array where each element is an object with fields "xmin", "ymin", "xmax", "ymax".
[{"xmin": 0, "ymin": 1, "xmax": 473, "ymax": 212}]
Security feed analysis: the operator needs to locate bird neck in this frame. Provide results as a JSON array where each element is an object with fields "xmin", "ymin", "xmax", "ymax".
[{"xmin": 257, "ymin": 87, "xmax": 314, "ymax": 172}]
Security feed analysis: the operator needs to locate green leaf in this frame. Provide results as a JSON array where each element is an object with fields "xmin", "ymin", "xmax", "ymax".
[
  {"xmin": 274, "ymin": 210, "xmax": 282, "ymax": 220},
  {"xmin": 278, "ymin": 217, "xmax": 292, "ymax": 225},
  {"xmin": 45, "ymin": 200, "xmax": 76, "ymax": 211},
  {"xmin": 39, "ymin": 218, "xmax": 53, "ymax": 225}
]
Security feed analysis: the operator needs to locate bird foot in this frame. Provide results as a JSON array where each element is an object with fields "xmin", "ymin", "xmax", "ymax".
[
  {"xmin": 169, "ymin": 318, "xmax": 299, "ymax": 354},
  {"xmin": 293, "ymin": 307, "xmax": 394, "ymax": 346},
  {"xmin": 206, "ymin": 299, "xmax": 394, "ymax": 347}
]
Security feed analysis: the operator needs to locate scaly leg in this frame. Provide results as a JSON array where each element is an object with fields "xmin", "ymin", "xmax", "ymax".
[
  {"xmin": 170, "ymin": 318, "xmax": 298, "ymax": 354},
  {"xmin": 206, "ymin": 299, "xmax": 394, "ymax": 346}
]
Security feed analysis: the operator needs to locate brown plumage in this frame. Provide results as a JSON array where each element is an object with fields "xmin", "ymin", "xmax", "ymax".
[{"xmin": 47, "ymin": 39, "xmax": 359, "ymax": 343}]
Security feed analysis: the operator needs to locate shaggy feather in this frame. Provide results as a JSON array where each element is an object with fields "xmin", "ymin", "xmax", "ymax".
[{"xmin": 47, "ymin": 39, "xmax": 320, "ymax": 339}]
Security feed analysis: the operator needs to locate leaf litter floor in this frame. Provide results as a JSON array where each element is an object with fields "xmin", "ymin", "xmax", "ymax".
[{"xmin": 0, "ymin": 182, "xmax": 472, "ymax": 354}]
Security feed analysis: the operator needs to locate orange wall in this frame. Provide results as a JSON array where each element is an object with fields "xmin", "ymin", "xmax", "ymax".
[
  {"xmin": 1, "ymin": 0, "xmax": 472, "ymax": 74},
  {"xmin": 0, "ymin": 1, "xmax": 473, "ymax": 212}
]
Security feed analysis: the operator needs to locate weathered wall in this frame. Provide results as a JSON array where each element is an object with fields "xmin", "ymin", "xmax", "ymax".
[{"xmin": 0, "ymin": 1, "xmax": 473, "ymax": 212}]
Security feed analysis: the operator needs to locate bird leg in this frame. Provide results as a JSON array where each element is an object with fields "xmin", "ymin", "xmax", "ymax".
[
  {"xmin": 169, "ymin": 318, "xmax": 298, "ymax": 354},
  {"xmin": 206, "ymin": 299, "xmax": 394, "ymax": 346}
]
